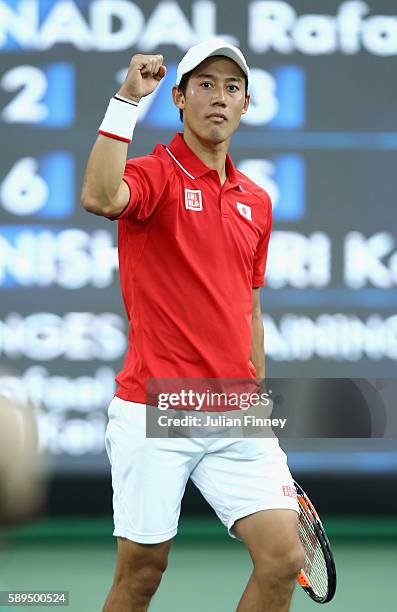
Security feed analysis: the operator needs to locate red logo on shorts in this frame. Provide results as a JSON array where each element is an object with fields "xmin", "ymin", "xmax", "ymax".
[{"xmin": 282, "ymin": 485, "xmax": 296, "ymax": 498}]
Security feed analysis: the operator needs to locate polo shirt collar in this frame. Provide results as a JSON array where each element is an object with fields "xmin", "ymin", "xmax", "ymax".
[{"xmin": 166, "ymin": 132, "xmax": 240, "ymax": 188}]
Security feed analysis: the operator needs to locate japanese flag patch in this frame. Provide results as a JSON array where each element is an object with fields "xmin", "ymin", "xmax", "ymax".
[{"xmin": 236, "ymin": 202, "xmax": 252, "ymax": 221}]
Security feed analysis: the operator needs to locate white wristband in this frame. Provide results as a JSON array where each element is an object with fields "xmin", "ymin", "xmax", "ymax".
[{"xmin": 98, "ymin": 96, "xmax": 139, "ymax": 143}]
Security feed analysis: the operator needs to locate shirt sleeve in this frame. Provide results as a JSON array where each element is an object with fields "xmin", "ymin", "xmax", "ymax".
[
  {"xmin": 252, "ymin": 195, "xmax": 273, "ymax": 288},
  {"xmin": 108, "ymin": 154, "xmax": 170, "ymax": 221}
]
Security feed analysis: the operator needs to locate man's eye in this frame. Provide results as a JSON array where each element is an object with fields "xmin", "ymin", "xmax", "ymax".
[
  {"xmin": 201, "ymin": 82, "xmax": 212, "ymax": 88},
  {"xmin": 228, "ymin": 85, "xmax": 239, "ymax": 92}
]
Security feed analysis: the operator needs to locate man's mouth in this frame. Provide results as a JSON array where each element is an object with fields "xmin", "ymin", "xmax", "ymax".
[{"xmin": 207, "ymin": 113, "xmax": 227, "ymax": 123}]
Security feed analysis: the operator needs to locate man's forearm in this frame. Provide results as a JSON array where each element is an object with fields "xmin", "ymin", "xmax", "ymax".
[
  {"xmin": 81, "ymin": 135, "xmax": 129, "ymax": 214},
  {"xmin": 82, "ymin": 134, "xmax": 128, "ymax": 207},
  {"xmin": 250, "ymin": 315, "xmax": 265, "ymax": 379}
]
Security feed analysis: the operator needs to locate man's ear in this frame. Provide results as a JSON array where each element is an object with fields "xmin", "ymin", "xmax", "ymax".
[
  {"xmin": 241, "ymin": 92, "xmax": 250, "ymax": 116},
  {"xmin": 172, "ymin": 85, "xmax": 185, "ymax": 112}
]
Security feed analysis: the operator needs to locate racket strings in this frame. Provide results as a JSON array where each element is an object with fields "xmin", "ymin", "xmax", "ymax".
[{"xmin": 298, "ymin": 505, "xmax": 328, "ymax": 598}]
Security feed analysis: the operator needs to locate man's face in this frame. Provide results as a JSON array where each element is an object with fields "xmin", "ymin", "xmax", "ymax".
[{"xmin": 173, "ymin": 56, "xmax": 250, "ymax": 144}]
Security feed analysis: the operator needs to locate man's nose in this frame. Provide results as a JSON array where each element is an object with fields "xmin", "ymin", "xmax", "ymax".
[{"xmin": 211, "ymin": 85, "xmax": 226, "ymax": 105}]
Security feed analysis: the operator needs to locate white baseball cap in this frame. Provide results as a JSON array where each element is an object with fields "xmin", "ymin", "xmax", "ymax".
[{"xmin": 176, "ymin": 38, "xmax": 250, "ymax": 88}]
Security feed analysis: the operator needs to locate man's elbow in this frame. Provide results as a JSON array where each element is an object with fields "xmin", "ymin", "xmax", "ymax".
[
  {"xmin": 252, "ymin": 311, "xmax": 263, "ymax": 326},
  {"xmin": 81, "ymin": 192, "xmax": 112, "ymax": 217}
]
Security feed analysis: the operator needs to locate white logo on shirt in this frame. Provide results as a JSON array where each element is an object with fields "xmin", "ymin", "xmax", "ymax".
[
  {"xmin": 185, "ymin": 189, "xmax": 203, "ymax": 211},
  {"xmin": 236, "ymin": 202, "xmax": 252, "ymax": 221}
]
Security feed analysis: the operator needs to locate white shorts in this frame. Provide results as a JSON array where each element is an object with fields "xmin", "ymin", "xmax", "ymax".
[{"xmin": 105, "ymin": 396, "xmax": 299, "ymax": 544}]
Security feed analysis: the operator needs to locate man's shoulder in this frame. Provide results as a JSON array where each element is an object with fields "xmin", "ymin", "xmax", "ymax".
[
  {"xmin": 235, "ymin": 168, "xmax": 272, "ymax": 209},
  {"xmin": 125, "ymin": 143, "xmax": 173, "ymax": 173}
]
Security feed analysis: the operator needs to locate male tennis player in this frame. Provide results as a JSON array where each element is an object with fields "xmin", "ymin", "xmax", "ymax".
[{"xmin": 81, "ymin": 38, "xmax": 303, "ymax": 612}]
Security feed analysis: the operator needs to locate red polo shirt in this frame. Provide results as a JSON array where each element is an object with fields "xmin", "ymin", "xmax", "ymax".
[{"xmin": 110, "ymin": 133, "xmax": 272, "ymax": 407}]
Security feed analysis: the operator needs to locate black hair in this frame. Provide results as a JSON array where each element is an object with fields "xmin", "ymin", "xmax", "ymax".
[
  {"xmin": 177, "ymin": 72, "xmax": 191, "ymax": 122},
  {"xmin": 177, "ymin": 70, "xmax": 248, "ymax": 123}
]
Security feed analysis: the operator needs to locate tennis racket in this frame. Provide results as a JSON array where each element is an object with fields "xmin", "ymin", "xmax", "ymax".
[{"xmin": 294, "ymin": 480, "xmax": 337, "ymax": 604}]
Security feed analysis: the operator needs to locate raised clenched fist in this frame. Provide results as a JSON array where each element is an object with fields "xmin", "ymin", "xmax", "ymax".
[{"xmin": 117, "ymin": 54, "xmax": 167, "ymax": 103}]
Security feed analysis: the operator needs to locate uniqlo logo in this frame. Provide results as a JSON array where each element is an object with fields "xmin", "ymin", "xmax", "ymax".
[
  {"xmin": 185, "ymin": 189, "xmax": 203, "ymax": 211},
  {"xmin": 282, "ymin": 485, "xmax": 296, "ymax": 498},
  {"xmin": 236, "ymin": 202, "xmax": 252, "ymax": 221}
]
